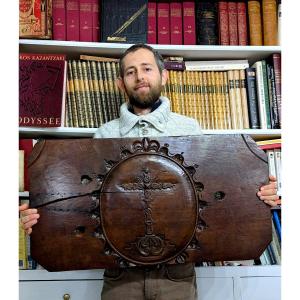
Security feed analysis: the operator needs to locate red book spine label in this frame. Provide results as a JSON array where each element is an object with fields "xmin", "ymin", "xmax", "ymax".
[
  {"xmin": 237, "ymin": 2, "xmax": 248, "ymax": 45},
  {"xmin": 92, "ymin": 0, "xmax": 100, "ymax": 42},
  {"xmin": 147, "ymin": 2, "xmax": 157, "ymax": 44},
  {"xmin": 218, "ymin": 1, "xmax": 229, "ymax": 45},
  {"xmin": 228, "ymin": 2, "xmax": 238, "ymax": 45},
  {"xmin": 170, "ymin": 2, "xmax": 183, "ymax": 45},
  {"xmin": 66, "ymin": 0, "xmax": 80, "ymax": 41},
  {"xmin": 157, "ymin": 3, "xmax": 170, "ymax": 45},
  {"xmin": 80, "ymin": 0, "xmax": 93, "ymax": 42},
  {"xmin": 53, "ymin": 0, "xmax": 66, "ymax": 40},
  {"xmin": 183, "ymin": 1, "xmax": 196, "ymax": 45}
]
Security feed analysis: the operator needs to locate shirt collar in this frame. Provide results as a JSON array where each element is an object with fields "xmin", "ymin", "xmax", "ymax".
[{"xmin": 119, "ymin": 96, "xmax": 171, "ymax": 136}]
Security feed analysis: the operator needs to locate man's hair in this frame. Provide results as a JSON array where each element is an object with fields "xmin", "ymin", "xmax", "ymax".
[{"xmin": 118, "ymin": 44, "xmax": 165, "ymax": 78}]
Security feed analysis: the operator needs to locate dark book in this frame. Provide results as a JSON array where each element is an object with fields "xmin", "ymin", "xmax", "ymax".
[
  {"xmin": 19, "ymin": 53, "xmax": 67, "ymax": 127},
  {"xmin": 196, "ymin": 0, "xmax": 219, "ymax": 45},
  {"xmin": 266, "ymin": 63, "xmax": 280, "ymax": 129},
  {"xmin": 164, "ymin": 61, "xmax": 186, "ymax": 71},
  {"xmin": 245, "ymin": 67, "xmax": 260, "ymax": 129},
  {"xmin": 101, "ymin": 0, "xmax": 148, "ymax": 44}
]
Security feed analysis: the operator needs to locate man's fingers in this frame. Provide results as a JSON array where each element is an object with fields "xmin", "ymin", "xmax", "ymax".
[
  {"xmin": 269, "ymin": 175, "xmax": 277, "ymax": 182},
  {"xmin": 259, "ymin": 194, "xmax": 280, "ymax": 202},
  {"xmin": 263, "ymin": 199, "xmax": 281, "ymax": 207},
  {"xmin": 21, "ymin": 218, "xmax": 38, "ymax": 230},
  {"xmin": 19, "ymin": 203, "xmax": 29, "ymax": 211},
  {"xmin": 258, "ymin": 188, "xmax": 278, "ymax": 197},
  {"xmin": 25, "ymin": 228, "xmax": 32, "ymax": 235},
  {"xmin": 20, "ymin": 213, "xmax": 40, "ymax": 225},
  {"xmin": 20, "ymin": 208, "xmax": 39, "ymax": 218}
]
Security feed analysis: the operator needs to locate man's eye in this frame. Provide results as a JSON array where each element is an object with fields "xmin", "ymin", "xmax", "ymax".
[
  {"xmin": 145, "ymin": 67, "xmax": 152, "ymax": 72},
  {"xmin": 126, "ymin": 71, "xmax": 134, "ymax": 76}
]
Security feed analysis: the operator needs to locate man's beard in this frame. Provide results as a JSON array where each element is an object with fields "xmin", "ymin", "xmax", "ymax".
[{"xmin": 126, "ymin": 84, "xmax": 162, "ymax": 109}]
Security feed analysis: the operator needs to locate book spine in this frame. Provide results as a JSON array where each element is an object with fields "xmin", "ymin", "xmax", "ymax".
[
  {"xmin": 147, "ymin": 1, "xmax": 157, "ymax": 44},
  {"xmin": 105, "ymin": 62, "xmax": 119, "ymax": 120},
  {"xmin": 228, "ymin": 2, "xmax": 238, "ymax": 45},
  {"xmin": 247, "ymin": 0, "xmax": 263, "ymax": 45},
  {"xmin": 183, "ymin": 1, "xmax": 196, "ymax": 45},
  {"xmin": 233, "ymin": 69, "xmax": 244, "ymax": 129},
  {"xmin": 227, "ymin": 70, "xmax": 239, "ymax": 129},
  {"xmin": 222, "ymin": 72, "xmax": 232, "ymax": 129},
  {"xmin": 237, "ymin": 1, "xmax": 248, "ymax": 45},
  {"xmin": 278, "ymin": 0, "xmax": 281, "ymax": 45},
  {"xmin": 65, "ymin": 79, "xmax": 73, "ymax": 127},
  {"xmin": 245, "ymin": 68, "xmax": 260, "ymax": 129},
  {"xmin": 19, "ymin": 150, "xmax": 25, "ymax": 192},
  {"xmin": 218, "ymin": 1, "xmax": 229, "ymax": 46},
  {"xmin": 274, "ymin": 149, "xmax": 282, "ymax": 197},
  {"xmin": 164, "ymin": 61, "xmax": 185, "ymax": 71},
  {"xmin": 157, "ymin": 2, "xmax": 170, "ymax": 44},
  {"xmin": 239, "ymin": 69, "xmax": 250, "ymax": 128},
  {"xmin": 272, "ymin": 210, "xmax": 281, "ymax": 241},
  {"xmin": 261, "ymin": 60, "xmax": 272, "ymax": 128},
  {"xmin": 52, "ymin": 0, "xmax": 66, "ymax": 40},
  {"xmin": 96, "ymin": 62, "xmax": 109, "ymax": 123},
  {"xmin": 79, "ymin": 0, "xmax": 93, "ymax": 42},
  {"xmin": 170, "ymin": 1, "xmax": 183, "ymax": 45},
  {"xmin": 66, "ymin": 0, "xmax": 80, "ymax": 41},
  {"xmin": 272, "ymin": 54, "xmax": 282, "ymax": 127},
  {"xmin": 203, "ymin": 72, "xmax": 213, "ymax": 129},
  {"xmin": 267, "ymin": 149, "xmax": 276, "ymax": 177},
  {"xmin": 92, "ymin": 0, "xmax": 100, "ymax": 42},
  {"xmin": 262, "ymin": 0, "xmax": 278, "ymax": 45}
]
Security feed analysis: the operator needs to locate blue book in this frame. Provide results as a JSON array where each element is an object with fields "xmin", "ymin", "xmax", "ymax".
[{"xmin": 272, "ymin": 210, "xmax": 281, "ymax": 241}]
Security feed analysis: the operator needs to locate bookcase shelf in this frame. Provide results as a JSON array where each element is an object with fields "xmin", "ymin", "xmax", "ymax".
[
  {"xmin": 19, "ymin": 39, "xmax": 281, "ymax": 64},
  {"xmin": 19, "ymin": 127, "xmax": 281, "ymax": 140}
]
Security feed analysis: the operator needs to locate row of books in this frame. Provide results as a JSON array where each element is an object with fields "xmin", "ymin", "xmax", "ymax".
[
  {"xmin": 19, "ymin": 0, "xmax": 281, "ymax": 46},
  {"xmin": 19, "ymin": 52, "xmax": 281, "ymax": 129}
]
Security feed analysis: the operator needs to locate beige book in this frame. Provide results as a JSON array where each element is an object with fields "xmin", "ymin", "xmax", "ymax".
[
  {"xmin": 80, "ymin": 55, "xmax": 119, "ymax": 62},
  {"xmin": 206, "ymin": 72, "xmax": 215, "ymax": 129},
  {"xmin": 177, "ymin": 71, "xmax": 185, "ymax": 115},
  {"xmin": 239, "ymin": 69, "xmax": 250, "ymax": 128},
  {"xmin": 233, "ymin": 70, "xmax": 244, "ymax": 129},
  {"xmin": 222, "ymin": 72, "xmax": 232, "ymax": 129},
  {"xmin": 193, "ymin": 71, "xmax": 203, "ymax": 127},
  {"xmin": 19, "ymin": 150, "xmax": 25, "ymax": 192},
  {"xmin": 67, "ymin": 62, "xmax": 79, "ymax": 127},
  {"xmin": 227, "ymin": 70, "xmax": 239, "ymax": 129},
  {"xmin": 198, "ymin": 72, "xmax": 207, "ymax": 129},
  {"xmin": 202, "ymin": 72, "xmax": 212, "ymax": 129},
  {"xmin": 19, "ymin": 220, "xmax": 28, "ymax": 269},
  {"xmin": 215, "ymin": 72, "xmax": 225, "ymax": 129}
]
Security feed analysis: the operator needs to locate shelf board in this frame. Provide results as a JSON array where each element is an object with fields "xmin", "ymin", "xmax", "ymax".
[
  {"xmin": 19, "ymin": 40, "xmax": 281, "ymax": 64},
  {"xmin": 19, "ymin": 127, "xmax": 281, "ymax": 140}
]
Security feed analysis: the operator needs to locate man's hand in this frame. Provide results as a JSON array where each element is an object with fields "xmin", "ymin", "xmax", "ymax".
[
  {"xmin": 19, "ymin": 203, "xmax": 40, "ymax": 235},
  {"xmin": 257, "ymin": 175, "xmax": 281, "ymax": 207}
]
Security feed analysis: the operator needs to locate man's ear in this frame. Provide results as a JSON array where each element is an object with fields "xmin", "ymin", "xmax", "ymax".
[
  {"xmin": 161, "ymin": 69, "xmax": 168, "ymax": 86},
  {"xmin": 116, "ymin": 77, "xmax": 126, "ymax": 92}
]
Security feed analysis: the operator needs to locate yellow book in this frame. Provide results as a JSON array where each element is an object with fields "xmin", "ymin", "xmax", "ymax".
[
  {"xmin": 67, "ymin": 62, "xmax": 79, "ymax": 128},
  {"xmin": 222, "ymin": 72, "xmax": 232, "ymax": 129},
  {"xmin": 215, "ymin": 72, "xmax": 224, "ymax": 129},
  {"xmin": 177, "ymin": 71, "xmax": 185, "ymax": 115},
  {"xmin": 193, "ymin": 71, "xmax": 203, "ymax": 127},
  {"xmin": 227, "ymin": 70, "xmax": 239, "ymax": 129},
  {"xmin": 233, "ymin": 69, "xmax": 244, "ymax": 129},
  {"xmin": 19, "ymin": 220, "xmax": 28, "ymax": 269},
  {"xmin": 19, "ymin": 150, "xmax": 24, "ymax": 192},
  {"xmin": 239, "ymin": 69, "xmax": 250, "ymax": 129}
]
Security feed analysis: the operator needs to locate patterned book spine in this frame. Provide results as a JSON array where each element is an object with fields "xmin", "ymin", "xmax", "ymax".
[
  {"xmin": 67, "ymin": 62, "xmax": 79, "ymax": 127},
  {"xmin": 219, "ymin": 72, "xmax": 229, "ymax": 129},
  {"xmin": 222, "ymin": 72, "xmax": 232, "ymax": 129},
  {"xmin": 80, "ymin": 0, "xmax": 93, "ymax": 42},
  {"xmin": 237, "ymin": 1, "xmax": 248, "ymax": 45},
  {"xmin": 245, "ymin": 67, "xmax": 260, "ymax": 129},
  {"xmin": 105, "ymin": 62, "xmax": 119, "ymax": 120},
  {"xmin": 198, "ymin": 71, "xmax": 207, "ymax": 128},
  {"xmin": 228, "ymin": 1, "xmax": 238, "ymax": 45},
  {"xmin": 227, "ymin": 70, "xmax": 239, "ymax": 129},
  {"xmin": 218, "ymin": 1, "xmax": 229, "ymax": 46},
  {"xmin": 202, "ymin": 72, "xmax": 213, "ymax": 129},
  {"xmin": 66, "ymin": 0, "xmax": 80, "ymax": 41},
  {"xmin": 85, "ymin": 61, "xmax": 100, "ymax": 127},
  {"xmin": 70, "ymin": 61, "xmax": 84, "ymax": 127},
  {"xmin": 101, "ymin": 62, "xmax": 115, "ymax": 121},
  {"xmin": 189, "ymin": 71, "xmax": 198, "ymax": 121},
  {"xmin": 262, "ymin": 0, "xmax": 278, "ymax": 45},
  {"xmin": 177, "ymin": 71, "xmax": 185, "ymax": 115},
  {"xmin": 157, "ymin": 2, "xmax": 170, "ymax": 44},
  {"xmin": 65, "ymin": 79, "xmax": 73, "ymax": 127},
  {"xmin": 196, "ymin": 1, "xmax": 218, "ymax": 45},
  {"xmin": 96, "ymin": 62, "xmax": 109, "ymax": 123},
  {"xmin": 239, "ymin": 69, "xmax": 250, "ymax": 128},
  {"xmin": 170, "ymin": 1, "xmax": 183, "ymax": 45},
  {"xmin": 247, "ymin": 0, "xmax": 263, "ymax": 45},
  {"xmin": 211, "ymin": 71, "xmax": 219, "ymax": 128},
  {"xmin": 53, "ymin": 0, "xmax": 66, "ymax": 40},
  {"xmin": 90, "ymin": 60, "xmax": 104, "ymax": 126},
  {"xmin": 183, "ymin": 1, "xmax": 196, "ymax": 45},
  {"xmin": 77, "ymin": 61, "xmax": 92, "ymax": 127},
  {"xmin": 168, "ymin": 70, "xmax": 175, "ymax": 112},
  {"xmin": 111, "ymin": 62, "xmax": 126, "ymax": 112},
  {"xmin": 233, "ymin": 69, "xmax": 244, "ymax": 129},
  {"xmin": 182, "ymin": 71, "xmax": 189, "ymax": 116},
  {"xmin": 272, "ymin": 54, "xmax": 281, "ymax": 127},
  {"xmin": 193, "ymin": 71, "xmax": 202, "ymax": 126},
  {"xmin": 147, "ymin": 1, "xmax": 157, "ymax": 44},
  {"xmin": 92, "ymin": 0, "xmax": 100, "ymax": 42}
]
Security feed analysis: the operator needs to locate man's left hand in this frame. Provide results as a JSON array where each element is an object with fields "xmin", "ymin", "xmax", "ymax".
[{"xmin": 257, "ymin": 175, "xmax": 281, "ymax": 207}]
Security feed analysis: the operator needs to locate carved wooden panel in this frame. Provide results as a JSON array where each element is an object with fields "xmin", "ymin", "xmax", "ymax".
[{"xmin": 28, "ymin": 135, "xmax": 271, "ymax": 271}]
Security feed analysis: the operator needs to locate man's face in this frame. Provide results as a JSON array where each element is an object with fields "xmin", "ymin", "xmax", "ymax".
[{"xmin": 118, "ymin": 48, "xmax": 168, "ymax": 109}]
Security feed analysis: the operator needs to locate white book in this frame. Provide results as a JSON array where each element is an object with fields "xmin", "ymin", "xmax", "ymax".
[
  {"xmin": 274, "ymin": 148, "xmax": 282, "ymax": 196},
  {"xmin": 185, "ymin": 60, "xmax": 249, "ymax": 71},
  {"xmin": 267, "ymin": 149, "xmax": 276, "ymax": 177},
  {"xmin": 252, "ymin": 61, "xmax": 268, "ymax": 129}
]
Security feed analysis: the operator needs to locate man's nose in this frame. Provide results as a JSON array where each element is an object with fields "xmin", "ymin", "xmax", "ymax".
[{"xmin": 136, "ymin": 70, "xmax": 144, "ymax": 81}]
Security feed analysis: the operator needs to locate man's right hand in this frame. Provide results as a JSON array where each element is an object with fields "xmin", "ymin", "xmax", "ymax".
[{"xmin": 19, "ymin": 203, "xmax": 40, "ymax": 235}]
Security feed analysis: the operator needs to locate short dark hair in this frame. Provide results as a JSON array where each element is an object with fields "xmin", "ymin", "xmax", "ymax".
[{"xmin": 118, "ymin": 44, "xmax": 165, "ymax": 78}]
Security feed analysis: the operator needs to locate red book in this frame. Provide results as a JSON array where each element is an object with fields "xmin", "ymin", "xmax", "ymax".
[
  {"xmin": 170, "ymin": 1, "xmax": 183, "ymax": 45},
  {"xmin": 19, "ymin": 139, "xmax": 35, "ymax": 191},
  {"xmin": 157, "ymin": 2, "xmax": 170, "ymax": 44},
  {"xmin": 218, "ymin": 1, "xmax": 229, "ymax": 45},
  {"xmin": 66, "ymin": 0, "xmax": 80, "ymax": 41},
  {"xmin": 259, "ymin": 143, "xmax": 281, "ymax": 150},
  {"xmin": 228, "ymin": 1, "xmax": 238, "ymax": 45},
  {"xmin": 147, "ymin": 1, "xmax": 157, "ymax": 44},
  {"xmin": 19, "ymin": 53, "xmax": 67, "ymax": 128},
  {"xmin": 237, "ymin": 1, "xmax": 248, "ymax": 45},
  {"xmin": 52, "ymin": 0, "xmax": 66, "ymax": 40},
  {"xmin": 183, "ymin": 1, "xmax": 196, "ymax": 45},
  {"xmin": 92, "ymin": 0, "xmax": 100, "ymax": 42},
  {"xmin": 80, "ymin": 0, "xmax": 93, "ymax": 42}
]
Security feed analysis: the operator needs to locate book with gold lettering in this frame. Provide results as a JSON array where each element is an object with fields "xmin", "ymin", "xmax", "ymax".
[
  {"xmin": 101, "ymin": 0, "xmax": 147, "ymax": 43},
  {"xmin": 19, "ymin": 53, "xmax": 67, "ymax": 127}
]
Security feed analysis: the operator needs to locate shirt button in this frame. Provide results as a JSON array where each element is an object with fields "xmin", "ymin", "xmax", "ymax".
[{"xmin": 142, "ymin": 128, "xmax": 148, "ymax": 135}]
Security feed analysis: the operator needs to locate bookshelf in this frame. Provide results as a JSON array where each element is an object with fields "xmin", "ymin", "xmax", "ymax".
[{"xmin": 19, "ymin": 38, "xmax": 281, "ymax": 300}]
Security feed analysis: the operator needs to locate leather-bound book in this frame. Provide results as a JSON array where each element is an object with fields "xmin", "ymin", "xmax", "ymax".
[
  {"xmin": 262, "ymin": 0, "xmax": 278, "ymax": 45},
  {"xmin": 79, "ymin": 0, "xmax": 93, "ymax": 42},
  {"xmin": 157, "ymin": 1, "xmax": 170, "ymax": 44},
  {"xmin": 228, "ymin": 1, "xmax": 238, "ymax": 45},
  {"xmin": 53, "ymin": 0, "xmax": 66, "ymax": 40},
  {"xmin": 183, "ymin": 1, "xmax": 196, "ymax": 45},
  {"xmin": 101, "ymin": 0, "xmax": 148, "ymax": 43},
  {"xmin": 170, "ymin": 1, "xmax": 183, "ymax": 45},
  {"xmin": 66, "ymin": 0, "xmax": 80, "ymax": 41},
  {"xmin": 92, "ymin": 0, "xmax": 100, "ymax": 42},
  {"xmin": 147, "ymin": 1, "xmax": 157, "ymax": 44},
  {"xmin": 237, "ymin": 1, "xmax": 248, "ymax": 45},
  {"xmin": 218, "ymin": 1, "xmax": 229, "ymax": 46},
  {"xmin": 247, "ymin": 0, "xmax": 263, "ymax": 45}
]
